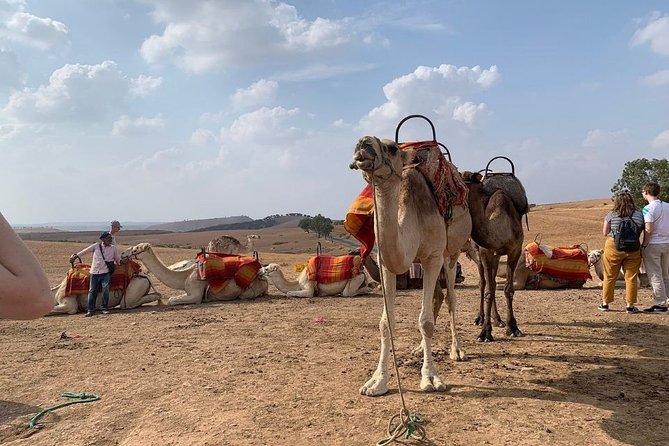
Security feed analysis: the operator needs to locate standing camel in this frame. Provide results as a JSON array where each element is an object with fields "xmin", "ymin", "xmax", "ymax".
[
  {"xmin": 351, "ymin": 136, "xmax": 471, "ymax": 396},
  {"xmin": 459, "ymin": 170, "xmax": 528, "ymax": 342}
]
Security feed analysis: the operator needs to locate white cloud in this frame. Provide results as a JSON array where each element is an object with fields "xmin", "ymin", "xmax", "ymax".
[
  {"xmin": 452, "ymin": 101, "xmax": 486, "ymax": 126},
  {"xmin": 358, "ymin": 64, "xmax": 499, "ymax": 135},
  {"xmin": 641, "ymin": 69, "xmax": 669, "ymax": 86},
  {"xmin": 0, "ymin": 4, "xmax": 69, "ymax": 50},
  {"xmin": 140, "ymin": 0, "xmax": 356, "ymax": 73},
  {"xmin": 221, "ymin": 106, "xmax": 300, "ymax": 144},
  {"xmin": 651, "ymin": 129, "xmax": 669, "ymax": 148},
  {"xmin": 274, "ymin": 63, "xmax": 376, "ymax": 82},
  {"xmin": 1, "ymin": 61, "xmax": 131, "ymax": 123},
  {"xmin": 0, "ymin": 48, "xmax": 21, "ymax": 89},
  {"xmin": 111, "ymin": 114, "xmax": 166, "ymax": 136},
  {"xmin": 231, "ymin": 79, "xmax": 278, "ymax": 109},
  {"xmin": 190, "ymin": 128, "xmax": 217, "ymax": 144},
  {"xmin": 582, "ymin": 129, "xmax": 627, "ymax": 148},
  {"xmin": 130, "ymin": 75, "xmax": 163, "ymax": 97},
  {"xmin": 631, "ymin": 12, "xmax": 669, "ymax": 56}
]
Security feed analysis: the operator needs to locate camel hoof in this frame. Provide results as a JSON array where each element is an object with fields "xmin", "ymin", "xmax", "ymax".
[
  {"xmin": 494, "ymin": 320, "xmax": 506, "ymax": 328},
  {"xmin": 476, "ymin": 331, "xmax": 494, "ymax": 342},
  {"xmin": 411, "ymin": 344, "xmax": 423, "ymax": 357},
  {"xmin": 450, "ymin": 348, "xmax": 466, "ymax": 361},
  {"xmin": 474, "ymin": 316, "xmax": 484, "ymax": 326},
  {"xmin": 360, "ymin": 378, "xmax": 388, "ymax": 396},
  {"xmin": 420, "ymin": 375, "xmax": 447, "ymax": 392},
  {"xmin": 506, "ymin": 327, "xmax": 523, "ymax": 337}
]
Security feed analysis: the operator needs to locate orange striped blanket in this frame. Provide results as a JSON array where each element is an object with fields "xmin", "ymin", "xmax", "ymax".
[
  {"xmin": 64, "ymin": 260, "xmax": 143, "ymax": 297},
  {"xmin": 196, "ymin": 252, "xmax": 261, "ymax": 294},
  {"xmin": 306, "ymin": 255, "xmax": 362, "ymax": 284},
  {"xmin": 524, "ymin": 243, "xmax": 591, "ymax": 281}
]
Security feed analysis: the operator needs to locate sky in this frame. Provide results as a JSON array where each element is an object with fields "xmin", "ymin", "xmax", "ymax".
[{"xmin": 1, "ymin": 0, "xmax": 668, "ymax": 225}]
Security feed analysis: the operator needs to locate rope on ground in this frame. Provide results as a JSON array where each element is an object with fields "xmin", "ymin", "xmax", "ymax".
[
  {"xmin": 28, "ymin": 392, "xmax": 101, "ymax": 429},
  {"xmin": 371, "ymin": 174, "xmax": 429, "ymax": 445}
]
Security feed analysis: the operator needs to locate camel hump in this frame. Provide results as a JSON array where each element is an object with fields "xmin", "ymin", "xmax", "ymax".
[{"xmin": 482, "ymin": 174, "xmax": 529, "ymax": 216}]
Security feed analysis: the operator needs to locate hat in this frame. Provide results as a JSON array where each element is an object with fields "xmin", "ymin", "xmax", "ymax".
[
  {"xmin": 100, "ymin": 231, "xmax": 112, "ymax": 240},
  {"xmin": 111, "ymin": 220, "xmax": 122, "ymax": 228}
]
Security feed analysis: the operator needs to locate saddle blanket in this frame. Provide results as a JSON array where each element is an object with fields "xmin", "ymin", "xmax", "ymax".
[
  {"xmin": 344, "ymin": 140, "xmax": 467, "ymax": 259},
  {"xmin": 64, "ymin": 260, "xmax": 143, "ymax": 297},
  {"xmin": 307, "ymin": 255, "xmax": 361, "ymax": 284},
  {"xmin": 524, "ymin": 243, "xmax": 591, "ymax": 281},
  {"xmin": 196, "ymin": 252, "xmax": 260, "ymax": 294}
]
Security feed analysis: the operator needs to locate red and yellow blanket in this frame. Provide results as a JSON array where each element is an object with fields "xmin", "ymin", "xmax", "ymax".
[
  {"xmin": 344, "ymin": 140, "xmax": 467, "ymax": 258},
  {"xmin": 524, "ymin": 243, "xmax": 591, "ymax": 281},
  {"xmin": 306, "ymin": 255, "xmax": 362, "ymax": 284},
  {"xmin": 196, "ymin": 252, "xmax": 261, "ymax": 294},
  {"xmin": 64, "ymin": 260, "xmax": 143, "ymax": 297}
]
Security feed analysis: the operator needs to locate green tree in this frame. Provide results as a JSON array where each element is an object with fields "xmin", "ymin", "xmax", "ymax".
[
  {"xmin": 310, "ymin": 214, "xmax": 334, "ymax": 238},
  {"xmin": 298, "ymin": 217, "xmax": 312, "ymax": 233},
  {"xmin": 612, "ymin": 158, "xmax": 669, "ymax": 208}
]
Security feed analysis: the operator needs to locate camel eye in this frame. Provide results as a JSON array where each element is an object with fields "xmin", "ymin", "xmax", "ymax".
[{"xmin": 385, "ymin": 142, "xmax": 398, "ymax": 156}]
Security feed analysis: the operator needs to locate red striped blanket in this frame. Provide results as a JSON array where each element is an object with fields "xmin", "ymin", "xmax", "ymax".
[
  {"xmin": 306, "ymin": 255, "xmax": 362, "ymax": 284},
  {"xmin": 196, "ymin": 252, "xmax": 261, "ymax": 294},
  {"xmin": 64, "ymin": 260, "xmax": 143, "ymax": 297},
  {"xmin": 344, "ymin": 184, "xmax": 375, "ymax": 259},
  {"xmin": 524, "ymin": 243, "xmax": 591, "ymax": 281}
]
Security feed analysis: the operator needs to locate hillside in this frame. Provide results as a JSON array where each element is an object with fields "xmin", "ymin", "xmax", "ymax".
[{"xmin": 146, "ymin": 216, "xmax": 252, "ymax": 232}]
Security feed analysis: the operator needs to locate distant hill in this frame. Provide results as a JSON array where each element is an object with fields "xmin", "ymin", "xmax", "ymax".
[
  {"xmin": 147, "ymin": 216, "xmax": 253, "ymax": 232},
  {"xmin": 191, "ymin": 214, "xmax": 305, "ymax": 232}
]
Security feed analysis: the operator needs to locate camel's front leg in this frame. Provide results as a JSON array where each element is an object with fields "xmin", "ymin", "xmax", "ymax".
[
  {"xmin": 443, "ymin": 255, "xmax": 465, "ymax": 361},
  {"xmin": 49, "ymin": 296, "xmax": 79, "ymax": 315},
  {"xmin": 418, "ymin": 256, "xmax": 447, "ymax": 392},
  {"xmin": 360, "ymin": 266, "xmax": 396, "ymax": 396},
  {"xmin": 167, "ymin": 280, "xmax": 206, "ymax": 305},
  {"xmin": 504, "ymin": 248, "xmax": 523, "ymax": 337},
  {"xmin": 477, "ymin": 249, "xmax": 498, "ymax": 342},
  {"xmin": 286, "ymin": 281, "xmax": 316, "ymax": 298}
]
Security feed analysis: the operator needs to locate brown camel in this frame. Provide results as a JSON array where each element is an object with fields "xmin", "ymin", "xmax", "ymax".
[
  {"xmin": 351, "ymin": 136, "xmax": 472, "ymax": 396},
  {"xmin": 459, "ymin": 170, "xmax": 528, "ymax": 342}
]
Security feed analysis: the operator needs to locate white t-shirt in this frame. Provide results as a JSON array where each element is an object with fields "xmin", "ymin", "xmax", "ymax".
[{"xmin": 643, "ymin": 200, "xmax": 669, "ymax": 244}]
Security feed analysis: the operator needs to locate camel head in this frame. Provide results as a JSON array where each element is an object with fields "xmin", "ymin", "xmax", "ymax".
[
  {"xmin": 350, "ymin": 136, "xmax": 404, "ymax": 184},
  {"xmin": 259, "ymin": 263, "xmax": 281, "ymax": 277},
  {"xmin": 461, "ymin": 171, "xmax": 483, "ymax": 184},
  {"xmin": 121, "ymin": 242, "xmax": 153, "ymax": 261},
  {"xmin": 588, "ymin": 249, "xmax": 603, "ymax": 267}
]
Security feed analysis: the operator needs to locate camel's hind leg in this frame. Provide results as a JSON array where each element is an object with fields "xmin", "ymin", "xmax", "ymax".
[
  {"xmin": 360, "ymin": 266, "xmax": 396, "ymax": 397},
  {"xmin": 49, "ymin": 296, "xmax": 80, "ymax": 315},
  {"xmin": 342, "ymin": 274, "xmax": 375, "ymax": 297},
  {"xmin": 503, "ymin": 247, "xmax": 523, "ymax": 337}
]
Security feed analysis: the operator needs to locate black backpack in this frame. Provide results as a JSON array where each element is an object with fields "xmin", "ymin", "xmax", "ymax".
[{"xmin": 614, "ymin": 217, "xmax": 640, "ymax": 252}]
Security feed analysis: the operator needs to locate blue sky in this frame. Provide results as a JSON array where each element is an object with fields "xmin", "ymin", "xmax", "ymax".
[{"xmin": 1, "ymin": 1, "xmax": 668, "ymax": 225}]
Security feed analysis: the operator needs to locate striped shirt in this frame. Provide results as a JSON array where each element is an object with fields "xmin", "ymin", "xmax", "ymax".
[{"xmin": 605, "ymin": 210, "xmax": 644, "ymax": 237}]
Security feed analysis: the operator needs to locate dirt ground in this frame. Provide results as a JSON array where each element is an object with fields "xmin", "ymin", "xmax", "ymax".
[{"xmin": 1, "ymin": 199, "xmax": 668, "ymax": 446}]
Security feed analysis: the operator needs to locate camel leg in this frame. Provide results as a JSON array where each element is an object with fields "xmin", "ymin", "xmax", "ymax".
[
  {"xmin": 443, "ymin": 255, "xmax": 465, "ymax": 361},
  {"xmin": 360, "ymin": 265, "xmax": 397, "ymax": 396},
  {"xmin": 418, "ymin": 255, "xmax": 447, "ymax": 391},
  {"xmin": 287, "ymin": 281, "xmax": 317, "ymax": 298},
  {"xmin": 477, "ymin": 249, "xmax": 498, "ymax": 342},
  {"xmin": 504, "ymin": 248, "xmax": 523, "ymax": 337},
  {"xmin": 49, "ymin": 296, "xmax": 80, "ymax": 315},
  {"xmin": 474, "ymin": 252, "xmax": 485, "ymax": 326},
  {"xmin": 342, "ymin": 274, "xmax": 375, "ymax": 297},
  {"xmin": 167, "ymin": 280, "xmax": 207, "ymax": 305}
]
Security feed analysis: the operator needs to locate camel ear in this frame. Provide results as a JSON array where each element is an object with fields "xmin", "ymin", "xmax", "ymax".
[{"xmin": 380, "ymin": 138, "xmax": 400, "ymax": 157}]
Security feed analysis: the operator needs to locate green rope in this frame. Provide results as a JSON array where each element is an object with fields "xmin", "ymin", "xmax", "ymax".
[{"xmin": 28, "ymin": 392, "xmax": 100, "ymax": 429}]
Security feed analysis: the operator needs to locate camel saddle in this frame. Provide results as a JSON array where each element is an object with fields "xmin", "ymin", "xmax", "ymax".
[
  {"xmin": 64, "ymin": 260, "xmax": 143, "ymax": 297},
  {"xmin": 306, "ymin": 255, "xmax": 362, "ymax": 285},
  {"xmin": 524, "ymin": 242, "xmax": 591, "ymax": 281},
  {"xmin": 196, "ymin": 252, "xmax": 261, "ymax": 294}
]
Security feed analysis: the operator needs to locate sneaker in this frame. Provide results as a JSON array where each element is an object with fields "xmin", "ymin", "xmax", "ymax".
[
  {"xmin": 642, "ymin": 305, "xmax": 668, "ymax": 313},
  {"xmin": 84, "ymin": 311, "xmax": 95, "ymax": 317},
  {"xmin": 626, "ymin": 306, "xmax": 640, "ymax": 314},
  {"xmin": 597, "ymin": 303, "xmax": 609, "ymax": 311}
]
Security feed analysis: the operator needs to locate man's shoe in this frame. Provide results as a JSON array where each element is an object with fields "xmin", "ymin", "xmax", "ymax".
[
  {"xmin": 84, "ymin": 311, "xmax": 95, "ymax": 317},
  {"xmin": 642, "ymin": 305, "xmax": 668, "ymax": 313},
  {"xmin": 626, "ymin": 306, "xmax": 640, "ymax": 314},
  {"xmin": 598, "ymin": 303, "xmax": 609, "ymax": 311}
]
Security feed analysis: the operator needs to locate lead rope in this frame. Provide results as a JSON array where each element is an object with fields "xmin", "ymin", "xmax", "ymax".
[{"xmin": 371, "ymin": 174, "xmax": 427, "ymax": 445}]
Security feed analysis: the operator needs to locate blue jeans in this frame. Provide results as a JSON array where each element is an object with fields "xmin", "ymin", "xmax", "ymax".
[{"xmin": 87, "ymin": 273, "xmax": 111, "ymax": 312}]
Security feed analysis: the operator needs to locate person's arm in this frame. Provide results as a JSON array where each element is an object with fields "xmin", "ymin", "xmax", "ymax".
[
  {"xmin": 0, "ymin": 213, "xmax": 53, "ymax": 319},
  {"xmin": 642, "ymin": 222, "xmax": 653, "ymax": 248},
  {"xmin": 112, "ymin": 246, "xmax": 120, "ymax": 264},
  {"xmin": 602, "ymin": 220, "xmax": 611, "ymax": 237}
]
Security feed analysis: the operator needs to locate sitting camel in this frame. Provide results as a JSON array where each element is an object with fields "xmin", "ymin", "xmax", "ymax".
[
  {"xmin": 261, "ymin": 254, "xmax": 376, "ymax": 297},
  {"xmin": 121, "ymin": 243, "xmax": 267, "ymax": 305},
  {"xmin": 587, "ymin": 249, "xmax": 649, "ymax": 288},
  {"xmin": 49, "ymin": 261, "xmax": 162, "ymax": 315},
  {"xmin": 496, "ymin": 251, "xmax": 588, "ymax": 290},
  {"xmin": 351, "ymin": 135, "xmax": 471, "ymax": 396},
  {"xmin": 207, "ymin": 235, "xmax": 243, "ymax": 254}
]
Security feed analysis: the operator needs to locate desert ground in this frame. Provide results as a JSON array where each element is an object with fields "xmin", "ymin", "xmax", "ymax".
[{"xmin": 1, "ymin": 199, "xmax": 668, "ymax": 446}]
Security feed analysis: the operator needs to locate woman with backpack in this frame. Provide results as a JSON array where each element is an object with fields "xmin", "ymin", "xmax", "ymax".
[{"xmin": 598, "ymin": 191, "xmax": 644, "ymax": 313}]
